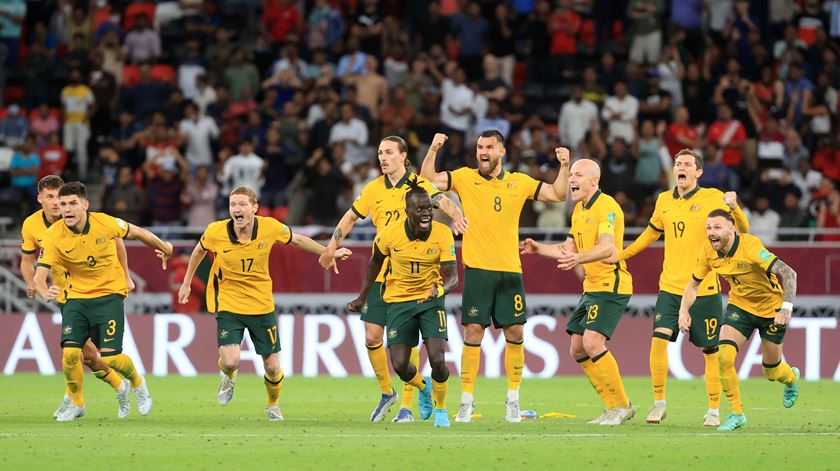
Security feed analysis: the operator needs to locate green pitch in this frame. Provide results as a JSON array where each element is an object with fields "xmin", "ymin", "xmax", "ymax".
[{"xmin": 1, "ymin": 374, "xmax": 838, "ymax": 470}]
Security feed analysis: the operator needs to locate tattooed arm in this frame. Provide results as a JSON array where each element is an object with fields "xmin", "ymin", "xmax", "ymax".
[
  {"xmin": 319, "ymin": 208, "xmax": 360, "ymax": 270},
  {"xmin": 770, "ymin": 259, "xmax": 797, "ymax": 326},
  {"xmin": 433, "ymin": 193, "xmax": 468, "ymax": 235}
]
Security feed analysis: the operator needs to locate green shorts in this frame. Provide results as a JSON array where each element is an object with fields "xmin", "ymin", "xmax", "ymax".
[
  {"xmin": 360, "ymin": 282, "xmax": 387, "ymax": 326},
  {"xmin": 655, "ymin": 291, "xmax": 723, "ymax": 348},
  {"xmin": 723, "ymin": 304, "xmax": 787, "ymax": 345},
  {"xmin": 461, "ymin": 267, "xmax": 527, "ymax": 328},
  {"xmin": 566, "ymin": 292, "xmax": 631, "ymax": 340},
  {"xmin": 216, "ymin": 311, "xmax": 281, "ymax": 356},
  {"xmin": 60, "ymin": 294, "xmax": 125, "ymax": 353},
  {"xmin": 386, "ymin": 298, "xmax": 447, "ymax": 346}
]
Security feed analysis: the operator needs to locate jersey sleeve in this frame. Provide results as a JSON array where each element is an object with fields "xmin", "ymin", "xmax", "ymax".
[
  {"xmin": 440, "ymin": 229, "xmax": 456, "ymax": 264},
  {"xmin": 746, "ymin": 237, "xmax": 779, "ymax": 273},
  {"xmin": 596, "ymin": 204, "xmax": 619, "ymax": 236},
  {"xmin": 20, "ymin": 218, "xmax": 38, "ymax": 254},
  {"xmin": 691, "ymin": 249, "xmax": 712, "ymax": 283},
  {"xmin": 273, "ymin": 219, "xmax": 293, "ymax": 245},
  {"xmin": 446, "ymin": 168, "xmax": 466, "ymax": 193},
  {"xmin": 199, "ymin": 225, "xmax": 216, "ymax": 252},
  {"xmin": 418, "ymin": 177, "xmax": 442, "ymax": 198},
  {"xmin": 36, "ymin": 232, "xmax": 58, "ymax": 269},
  {"xmin": 520, "ymin": 173, "xmax": 543, "ymax": 201},
  {"xmin": 647, "ymin": 196, "xmax": 665, "ymax": 233},
  {"xmin": 351, "ymin": 182, "xmax": 373, "ymax": 219},
  {"xmin": 100, "ymin": 213, "xmax": 130, "ymax": 239}
]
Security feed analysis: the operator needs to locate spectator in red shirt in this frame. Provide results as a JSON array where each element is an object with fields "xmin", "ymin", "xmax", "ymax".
[
  {"xmin": 169, "ymin": 249, "xmax": 205, "ymax": 313},
  {"xmin": 38, "ymin": 132, "xmax": 68, "ymax": 179},
  {"xmin": 261, "ymin": 0, "xmax": 302, "ymax": 45},
  {"xmin": 548, "ymin": 0, "xmax": 580, "ymax": 81},
  {"xmin": 706, "ymin": 103, "xmax": 747, "ymax": 168},
  {"xmin": 665, "ymin": 106, "xmax": 700, "ymax": 158}
]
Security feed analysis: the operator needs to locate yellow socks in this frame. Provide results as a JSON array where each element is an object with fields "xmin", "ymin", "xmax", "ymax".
[
  {"xmin": 577, "ymin": 356, "xmax": 614, "ymax": 409},
  {"xmin": 94, "ymin": 369, "xmax": 124, "ymax": 391},
  {"xmin": 504, "ymin": 341, "xmax": 525, "ymax": 393},
  {"xmin": 264, "ymin": 370, "xmax": 284, "ymax": 406},
  {"xmin": 407, "ymin": 369, "xmax": 426, "ymax": 390},
  {"xmin": 432, "ymin": 378, "xmax": 448, "ymax": 409},
  {"xmin": 592, "ymin": 350, "xmax": 630, "ymax": 409},
  {"xmin": 460, "ymin": 343, "xmax": 481, "ymax": 395},
  {"xmin": 650, "ymin": 334, "xmax": 669, "ymax": 402},
  {"xmin": 366, "ymin": 342, "xmax": 394, "ymax": 395},
  {"xmin": 102, "ymin": 353, "xmax": 142, "ymax": 388},
  {"xmin": 763, "ymin": 360, "xmax": 797, "ymax": 385},
  {"xmin": 718, "ymin": 342, "xmax": 743, "ymax": 414},
  {"xmin": 400, "ymin": 347, "xmax": 419, "ymax": 407},
  {"xmin": 704, "ymin": 349, "xmax": 722, "ymax": 409},
  {"xmin": 62, "ymin": 347, "xmax": 84, "ymax": 406}
]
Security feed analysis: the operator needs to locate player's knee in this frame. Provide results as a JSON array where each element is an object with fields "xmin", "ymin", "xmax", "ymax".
[
  {"xmin": 428, "ymin": 354, "xmax": 446, "ymax": 376},
  {"xmin": 62, "ymin": 347, "xmax": 82, "ymax": 366},
  {"xmin": 582, "ymin": 336, "xmax": 605, "ymax": 357},
  {"xmin": 392, "ymin": 362, "xmax": 410, "ymax": 380},
  {"xmin": 220, "ymin": 358, "xmax": 239, "ymax": 371},
  {"xmin": 569, "ymin": 343, "xmax": 586, "ymax": 359},
  {"xmin": 365, "ymin": 333, "xmax": 383, "ymax": 346},
  {"xmin": 718, "ymin": 352, "xmax": 736, "ymax": 371},
  {"xmin": 264, "ymin": 364, "xmax": 282, "ymax": 378}
]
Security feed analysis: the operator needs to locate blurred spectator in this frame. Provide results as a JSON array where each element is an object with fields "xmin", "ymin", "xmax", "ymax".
[
  {"xmin": 601, "ymin": 138, "xmax": 636, "ymax": 198},
  {"xmin": 177, "ymin": 39, "xmax": 209, "ymax": 100},
  {"xmin": 756, "ymin": 116, "xmax": 785, "ymax": 169},
  {"xmin": 181, "ymin": 165, "xmax": 218, "ymax": 227},
  {"xmin": 10, "ymin": 135, "xmax": 40, "ymax": 208},
  {"xmin": 219, "ymin": 140, "xmax": 265, "ymax": 198},
  {"xmin": 783, "ymin": 128, "xmax": 810, "ymax": 169},
  {"xmin": 489, "ymin": 2, "xmax": 515, "ymax": 86},
  {"xmin": 633, "ymin": 120, "xmax": 664, "ymax": 195},
  {"xmin": 450, "ymin": 2, "xmax": 489, "ymax": 81},
  {"xmin": 106, "ymin": 166, "xmax": 145, "ymax": 225},
  {"xmin": 169, "ymin": 248, "xmax": 205, "ymax": 314},
  {"xmin": 699, "ymin": 142, "xmax": 738, "ymax": 191},
  {"xmin": 98, "ymin": 29, "xmax": 125, "ymax": 84},
  {"xmin": 225, "ymin": 48, "xmax": 260, "ymax": 101},
  {"xmin": 665, "ymin": 106, "xmax": 699, "ymax": 157},
  {"xmin": 38, "ymin": 132, "xmax": 68, "ymax": 179},
  {"xmin": 21, "ymin": 42, "xmax": 53, "ymax": 108},
  {"xmin": 602, "ymin": 81, "xmax": 639, "ymax": 144},
  {"xmin": 179, "ymin": 101, "xmax": 219, "ymax": 171},
  {"xmin": 0, "ymin": 0, "xmax": 26, "ymax": 68},
  {"xmin": 816, "ymin": 186, "xmax": 840, "ymax": 241},
  {"xmin": 627, "ymin": 0, "xmax": 664, "ymax": 65},
  {"xmin": 88, "ymin": 50, "xmax": 118, "ymax": 138},
  {"xmin": 343, "ymin": 56, "xmax": 388, "ymax": 121},
  {"xmin": 124, "ymin": 13, "xmax": 161, "ymax": 64},
  {"xmin": 428, "ymin": 62, "xmax": 474, "ymax": 139},
  {"xmin": 706, "ymin": 104, "xmax": 746, "ymax": 170},
  {"xmin": 61, "ymin": 69, "xmax": 95, "ymax": 180},
  {"xmin": 791, "ymin": 159, "xmax": 823, "ymax": 210},
  {"xmin": 582, "ymin": 66, "xmax": 606, "ymax": 107},
  {"xmin": 381, "ymin": 86, "xmax": 415, "ymax": 138},
  {"xmin": 99, "ymin": 144, "xmax": 123, "ymax": 202},
  {"xmin": 656, "ymin": 46, "xmax": 684, "ymax": 108},
  {"xmin": 192, "ymin": 74, "xmax": 217, "ymax": 116},
  {"xmin": 259, "ymin": 128, "xmax": 289, "ymax": 208},
  {"xmin": 303, "ymin": 147, "xmax": 349, "ymax": 225},
  {"xmin": 548, "ymin": 0, "xmax": 580, "ymax": 81},
  {"xmin": 526, "ymin": 0, "xmax": 552, "ymax": 87},
  {"xmin": 121, "ymin": 64, "xmax": 171, "ymax": 120},
  {"xmin": 747, "ymin": 195, "xmax": 780, "ymax": 243},
  {"xmin": 0, "ymin": 104, "xmax": 28, "ymax": 147},
  {"xmin": 146, "ymin": 160, "xmax": 186, "ymax": 226},
  {"xmin": 352, "ymin": 0, "xmax": 385, "ymax": 55},
  {"xmin": 262, "ymin": 0, "xmax": 302, "ymax": 45},
  {"xmin": 637, "ymin": 70, "xmax": 672, "ymax": 123},
  {"xmin": 774, "ymin": 24, "xmax": 807, "ymax": 60},
  {"xmin": 558, "ymin": 84, "xmax": 598, "ymax": 151},
  {"xmin": 474, "ymin": 100, "xmax": 511, "ymax": 141},
  {"xmin": 63, "ymin": 32, "xmax": 91, "ymax": 74},
  {"xmin": 812, "ymin": 136, "xmax": 840, "ymax": 182},
  {"xmin": 306, "ymin": 0, "xmax": 345, "ymax": 51},
  {"xmin": 802, "ymin": 72, "xmax": 837, "ymax": 139},
  {"xmin": 65, "ymin": 5, "xmax": 93, "ymax": 49},
  {"xmin": 328, "ymin": 102, "xmax": 369, "ymax": 166},
  {"xmin": 778, "ymin": 192, "xmax": 809, "ymax": 241}
]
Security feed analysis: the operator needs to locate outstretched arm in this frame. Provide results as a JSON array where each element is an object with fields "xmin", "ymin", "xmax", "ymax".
[
  {"xmin": 536, "ymin": 147, "xmax": 570, "ymax": 202},
  {"xmin": 291, "ymin": 232, "xmax": 352, "ymax": 274},
  {"xmin": 178, "ymin": 243, "xmax": 208, "ymax": 304},
  {"xmin": 770, "ymin": 259, "xmax": 797, "ymax": 326},
  {"xmin": 347, "ymin": 246, "xmax": 387, "ymax": 312},
  {"xmin": 319, "ymin": 208, "xmax": 360, "ymax": 269},
  {"xmin": 520, "ymin": 237, "xmax": 576, "ymax": 260},
  {"xmin": 434, "ymin": 193, "xmax": 468, "ymax": 235},
  {"xmin": 420, "ymin": 133, "xmax": 451, "ymax": 190},
  {"xmin": 125, "ymin": 224, "xmax": 173, "ymax": 269},
  {"xmin": 618, "ymin": 226, "xmax": 661, "ymax": 262}
]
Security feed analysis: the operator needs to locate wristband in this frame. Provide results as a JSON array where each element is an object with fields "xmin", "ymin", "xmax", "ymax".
[
  {"xmin": 781, "ymin": 302, "xmax": 793, "ymax": 312},
  {"xmin": 436, "ymin": 285, "xmax": 444, "ymax": 298}
]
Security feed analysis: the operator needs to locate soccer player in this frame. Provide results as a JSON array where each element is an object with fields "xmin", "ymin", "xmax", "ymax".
[
  {"xmin": 21, "ymin": 175, "xmax": 141, "ymax": 419},
  {"xmin": 680, "ymin": 209, "xmax": 800, "ymax": 432},
  {"xmin": 615, "ymin": 149, "xmax": 749, "ymax": 426},
  {"xmin": 347, "ymin": 180, "xmax": 458, "ymax": 428},
  {"xmin": 319, "ymin": 135, "xmax": 466, "ymax": 423},
  {"xmin": 421, "ymin": 130, "xmax": 569, "ymax": 423},
  {"xmin": 520, "ymin": 159, "xmax": 635, "ymax": 426},
  {"xmin": 178, "ymin": 186, "xmax": 351, "ymax": 421},
  {"xmin": 33, "ymin": 182, "xmax": 172, "ymax": 421}
]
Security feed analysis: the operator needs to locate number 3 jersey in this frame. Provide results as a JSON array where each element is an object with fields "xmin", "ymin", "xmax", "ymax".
[
  {"xmin": 37, "ymin": 212, "xmax": 129, "ymax": 299},
  {"xmin": 200, "ymin": 216, "xmax": 293, "ymax": 315}
]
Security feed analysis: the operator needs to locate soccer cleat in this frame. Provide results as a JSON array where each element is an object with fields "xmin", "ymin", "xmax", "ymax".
[
  {"xmin": 645, "ymin": 404, "xmax": 667, "ymax": 424},
  {"xmin": 266, "ymin": 405, "xmax": 284, "ymax": 421},
  {"xmin": 783, "ymin": 367, "xmax": 800, "ymax": 408},
  {"xmin": 433, "ymin": 408, "xmax": 451, "ymax": 427},
  {"xmin": 133, "ymin": 378, "xmax": 153, "ymax": 416},
  {"xmin": 587, "ymin": 410, "xmax": 610, "ymax": 425},
  {"xmin": 717, "ymin": 413, "xmax": 747, "ymax": 431},
  {"xmin": 703, "ymin": 409, "xmax": 721, "ymax": 427},
  {"xmin": 418, "ymin": 376, "xmax": 433, "ymax": 420},
  {"xmin": 505, "ymin": 399, "xmax": 522, "ymax": 423},
  {"xmin": 217, "ymin": 375, "xmax": 236, "ymax": 406},
  {"xmin": 455, "ymin": 401, "xmax": 474, "ymax": 423},
  {"xmin": 116, "ymin": 380, "xmax": 131, "ymax": 418},
  {"xmin": 56, "ymin": 404, "xmax": 86, "ymax": 422},
  {"xmin": 370, "ymin": 391, "xmax": 397, "ymax": 422},
  {"xmin": 392, "ymin": 408, "xmax": 414, "ymax": 423},
  {"xmin": 600, "ymin": 404, "xmax": 636, "ymax": 426},
  {"xmin": 53, "ymin": 396, "xmax": 71, "ymax": 419}
]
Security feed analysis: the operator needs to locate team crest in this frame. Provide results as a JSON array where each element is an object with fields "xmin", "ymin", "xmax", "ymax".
[
  {"xmin": 467, "ymin": 306, "xmax": 479, "ymax": 317},
  {"xmin": 258, "ymin": 242, "xmax": 268, "ymax": 249},
  {"xmin": 586, "ymin": 217, "xmax": 592, "ymax": 224},
  {"xmin": 727, "ymin": 312, "xmax": 740, "ymax": 321},
  {"xmin": 426, "ymin": 247, "xmax": 439, "ymax": 254},
  {"xmin": 388, "ymin": 329, "xmax": 397, "ymax": 339},
  {"xmin": 96, "ymin": 236, "xmax": 107, "ymax": 244},
  {"xmin": 63, "ymin": 325, "xmax": 72, "ymax": 335},
  {"xmin": 690, "ymin": 205, "xmax": 702, "ymax": 212},
  {"xmin": 655, "ymin": 313, "xmax": 662, "ymax": 322},
  {"xmin": 219, "ymin": 329, "xmax": 229, "ymax": 339},
  {"xmin": 507, "ymin": 183, "xmax": 517, "ymax": 189},
  {"xmin": 737, "ymin": 262, "xmax": 747, "ymax": 269},
  {"xmin": 361, "ymin": 303, "xmax": 368, "ymax": 314}
]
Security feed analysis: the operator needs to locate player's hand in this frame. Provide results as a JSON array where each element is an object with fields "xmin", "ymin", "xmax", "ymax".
[
  {"xmin": 178, "ymin": 283, "xmax": 191, "ymax": 304},
  {"xmin": 334, "ymin": 247, "xmax": 352, "ymax": 260},
  {"xmin": 430, "ymin": 133, "xmax": 448, "ymax": 152},
  {"xmin": 554, "ymin": 146, "xmax": 570, "ymax": 168},
  {"xmin": 602, "ymin": 251, "xmax": 619, "ymax": 264},
  {"xmin": 678, "ymin": 311, "xmax": 691, "ymax": 334},
  {"xmin": 774, "ymin": 307, "xmax": 792, "ymax": 326},
  {"xmin": 156, "ymin": 242, "xmax": 173, "ymax": 270},
  {"xmin": 45, "ymin": 284, "xmax": 60, "ymax": 302},
  {"xmin": 319, "ymin": 247, "xmax": 336, "ymax": 270},
  {"xmin": 452, "ymin": 215, "xmax": 469, "ymax": 235},
  {"xmin": 557, "ymin": 252, "xmax": 580, "ymax": 270},
  {"xmin": 347, "ymin": 297, "xmax": 365, "ymax": 313},
  {"xmin": 417, "ymin": 285, "xmax": 439, "ymax": 304},
  {"xmin": 25, "ymin": 283, "xmax": 36, "ymax": 299},
  {"xmin": 127, "ymin": 275, "xmax": 136, "ymax": 292},
  {"xmin": 519, "ymin": 238, "xmax": 539, "ymax": 255},
  {"xmin": 723, "ymin": 191, "xmax": 738, "ymax": 209}
]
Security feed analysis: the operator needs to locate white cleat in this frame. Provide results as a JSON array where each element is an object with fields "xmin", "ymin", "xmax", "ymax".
[
  {"xmin": 587, "ymin": 410, "xmax": 611, "ymax": 425},
  {"xmin": 56, "ymin": 403, "xmax": 86, "ymax": 422},
  {"xmin": 266, "ymin": 405, "xmax": 284, "ymax": 421},
  {"xmin": 217, "ymin": 375, "xmax": 236, "ymax": 406},
  {"xmin": 53, "ymin": 396, "xmax": 71, "ymax": 419},
  {"xmin": 505, "ymin": 400, "xmax": 522, "ymax": 423},
  {"xmin": 117, "ymin": 380, "xmax": 131, "ymax": 418},
  {"xmin": 646, "ymin": 404, "xmax": 667, "ymax": 424},
  {"xmin": 704, "ymin": 409, "xmax": 721, "ymax": 427},
  {"xmin": 133, "ymin": 378, "xmax": 153, "ymax": 416},
  {"xmin": 455, "ymin": 402, "xmax": 474, "ymax": 423},
  {"xmin": 600, "ymin": 404, "xmax": 636, "ymax": 426}
]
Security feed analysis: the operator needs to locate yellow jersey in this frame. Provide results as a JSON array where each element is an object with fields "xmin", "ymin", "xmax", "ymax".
[
  {"xmin": 445, "ymin": 168, "xmax": 541, "ymax": 273},
  {"xmin": 21, "ymin": 210, "xmax": 70, "ymax": 303},
  {"xmin": 37, "ymin": 212, "xmax": 129, "ymax": 299},
  {"xmin": 692, "ymin": 232, "xmax": 784, "ymax": 318},
  {"xmin": 569, "ymin": 189, "xmax": 633, "ymax": 295},
  {"xmin": 201, "ymin": 216, "xmax": 293, "ymax": 315},
  {"xmin": 351, "ymin": 171, "xmax": 442, "ymax": 283},
  {"xmin": 374, "ymin": 220, "xmax": 456, "ymax": 303},
  {"xmin": 648, "ymin": 186, "xmax": 748, "ymax": 295},
  {"xmin": 60, "ymin": 85, "xmax": 94, "ymax": 124}
]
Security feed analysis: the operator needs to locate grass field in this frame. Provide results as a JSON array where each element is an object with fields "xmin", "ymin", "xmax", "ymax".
[{"xmin": 1, "ymin": 374, "xmax": 838, "ymax": 470}]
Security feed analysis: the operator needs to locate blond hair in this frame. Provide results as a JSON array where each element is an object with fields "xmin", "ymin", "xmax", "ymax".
[{"xmin": 230, "ymin": 186, "xmax": 258, "ymax": 204}]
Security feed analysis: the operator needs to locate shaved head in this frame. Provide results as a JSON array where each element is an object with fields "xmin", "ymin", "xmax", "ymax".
[
  {"xmin": 571, "ymin": 159, "xmax": 601, "ymax": 178},
  {"xmin": 569, "ymin": 159, "xmax": 601, "ymax": 203}
]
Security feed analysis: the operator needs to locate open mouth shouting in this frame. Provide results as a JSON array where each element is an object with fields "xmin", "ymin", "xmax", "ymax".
[
  {"xmin": 233, "ymin": 214, "xmax": 245, "ymax": 225},
  {"xmin": 418, "ymin": 213, "xmax": 432, "ymax": 231},
  {"xmin": 570, "ymin": 184, "xmax": 581, "ymax": 199},
  {"xmin": 479, "ymin": 154, "xmax": 491, "ymax": 170},
  {"xmin": 709, "ymin": 234, "xmax": 722, "ymax": 250},
  {"xmin": 677, "ymin": 172, "xmax": 687, "ymax": 184}
]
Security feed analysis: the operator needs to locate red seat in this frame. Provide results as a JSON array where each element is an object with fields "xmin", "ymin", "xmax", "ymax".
[
  {"xmin": 256, "ymin": 206, "xmax": 271, "ymax": 217},
  {"xmin": 272, "ymin": 206, "xmax": 288, "ymax": 221},
  {"xmin": 124, "ymin": 3, "xmax": 156, "ymax": 30},
  {"xmin": 150, "ymin": 64, "xmax": 176, "ymax": 84},
  {"xmin": 512, "ymin": 61, "xmax": 528, "ymax": 89},
  {"xmin": 28, "ymin": 107, "xmax": 60, "ymax": 121},
  {"xmin": 123, "ymin": 64, "xmax": 141, "ymax": 87}
]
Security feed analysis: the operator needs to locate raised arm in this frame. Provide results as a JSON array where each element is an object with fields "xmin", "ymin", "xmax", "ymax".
[
  {"xmin": 434, "ymin": 193, "xmax": 468, "ymax": 235},
  {"xmin": 770, "ymin": 259, "xmax": 797, "ymax": 326},
  {"xmin": 319, "ymin": 208, "xmax": 360, "ymax": 269},
  {"xmin": 420, "ymin": 133, "xmax": 451, "ymax": 190},
  {"xmin": 618, "ymin": 225, "xmax": 662, "ymax": 262},
  {"xmin": 125, "ymin": 224, "xmax": 173, "ymax": 269},
  {"xmin": 346, "ymin": 245, "xmax": 387, "ymax": 312},
  {"xmin": 724, "ymin": 191, "xmax": 750, "ymax": 232},
  {"xmin": 536, "ymin": 147, "xmax": 570, "ymax": 202},
  {"xmin": 178, "ymin": 242, "xmax": 208, "ymax": 304}
]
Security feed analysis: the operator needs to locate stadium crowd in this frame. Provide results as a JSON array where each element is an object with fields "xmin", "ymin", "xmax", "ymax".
[{"xmin": 1, "ymin": 0, "xmax": 840, "ymax": 242}]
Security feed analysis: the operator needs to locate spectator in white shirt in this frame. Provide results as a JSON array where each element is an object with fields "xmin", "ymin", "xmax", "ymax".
[
  {"xmin": 791, "ymin": 158, "xmax": 823, "ymax": 210},
  {"xmin": 601, "ymin": 81, "xmax": 639, "ymax": 144},
  {"xmin": 558, "ymin": 84, "xmax": 598, "ymax": 151},
  {"xmin": 179, "ymin": 102, "xmax": 219, "ymax": 172},
  {"xmin": 748, "ymin": 195, "xmax": 781, "ymax": 243},
  {"xmin": 436, "ymin": 64, "xmax": 476, "ymax": 134},
  {"xmin": 328, "ymin": 102, "xmax": 369, "ymax": 165},
  {"xmin": 219, "ymin": 140, "xmax": 266, "ymax": 199},
  {"xmin": 123, "ymin": 13, "xmax": 161, "ymax": 64},
  {"xmin": 192, "ymin": 74, "xmax": 217, "ymax": 116}
]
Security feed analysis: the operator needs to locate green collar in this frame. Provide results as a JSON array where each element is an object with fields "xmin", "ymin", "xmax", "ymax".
[
  {"xmin": 672, "ymin": 185, "xmax": 701, "ymax": 200},
  {"xmin": 227, "ymin": 217, "xmax": 259, "ymax": 244},
  {"xmin": 717, "ymin": 232, "xmax": 740, "ymax": 258},
  {"xmin": 583, "ymin": 189, "xmax": 602, "ymax": 210},
  {"xmin": 68, "ymin": 212, "xmax": 91, "ymax": 235},
  {"xmin": 479, "ymin": 168, "xmax": 505, "ymax": 181},
  {"xmin": 385, "ymin": 170, "xmax": 410, "ymax": 189},
  {"xmin": 41, "ymin": 211, "xmax": 53, "ymax": 228},
  {"xmin": 404, "ymin": 219, "xmax": 431, "ymax": 242}
]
